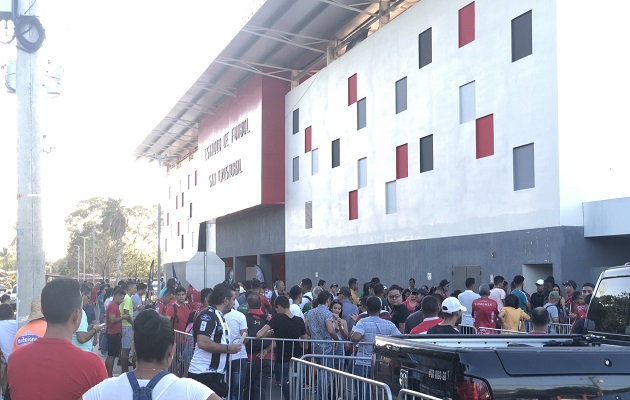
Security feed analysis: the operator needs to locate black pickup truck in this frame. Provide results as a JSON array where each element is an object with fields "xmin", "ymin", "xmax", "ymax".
[{"xmin": 373, "ymin": 265, "xmax": 630, "ymax": 399}]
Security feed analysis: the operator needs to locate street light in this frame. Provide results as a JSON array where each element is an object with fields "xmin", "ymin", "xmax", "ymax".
[
  {"xmin": 144, "ymin": 153, "xmax": 177, "ymax": 293},
  {"xmin": 78, "ymin": 236, "xmax": 87, "ymax": 282},
  {"xmin": 74, "ymin": 245, "xmax": 80, "ymax": 282}
]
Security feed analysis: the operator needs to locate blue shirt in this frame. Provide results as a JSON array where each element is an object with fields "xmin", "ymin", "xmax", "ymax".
[
  {"xmin": 512, "ymin": 289, "xmax": 528, "ymax": 310},
  {"xmin": 352, "ymin": 316, "xmax": 400, "ymax": 366}
]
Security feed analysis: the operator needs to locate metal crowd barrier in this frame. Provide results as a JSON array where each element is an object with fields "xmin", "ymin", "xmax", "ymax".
[
  {"xmin": 170, "ymin": 330, "xmax": 194, "ymax": 377},
  {"xmin": 457, "ymin": 324, "xmax": 477, "ymax": 334},
  {"xmin": 291, "ymin": 357, "xmax": 394, "ymax": 400},
  {"xmin": 397, "ymin": 388, "xmax": 443, "ymax": 400}
]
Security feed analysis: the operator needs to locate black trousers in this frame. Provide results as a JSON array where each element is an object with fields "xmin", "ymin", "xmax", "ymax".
[{"xmin": 188, "ymin": 371, "xmax": 229, "ymax": 398}]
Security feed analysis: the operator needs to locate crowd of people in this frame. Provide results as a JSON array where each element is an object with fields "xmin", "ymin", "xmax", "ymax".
[{"xmin": 0, "ymin": 272, "xmax": 596, "ymax": 399}]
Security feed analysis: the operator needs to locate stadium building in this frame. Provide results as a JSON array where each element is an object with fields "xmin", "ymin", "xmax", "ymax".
[{"xmin": 135, "ymin": 0, "xmax": 630, "ymax": 294}]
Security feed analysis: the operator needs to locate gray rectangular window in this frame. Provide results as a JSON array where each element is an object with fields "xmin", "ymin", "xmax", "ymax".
[
  {"xmin": 181, "ymin": 235, "xmax": 185, "ymax": 249},
  {"xmin": 358, "ymin": 158, "xmax": 367, "ymax": 189},
  {"xmin": 420, "ymin": 135, "xmax": 434, "ymax": 173},
  {"xmin": 165, "ymin": 239, "xmax": 168, "ymax": 252},
  {"xmin": 168, "ymin": 186, "xmax": 171, "ymax": 199},
  {"xmin": 312, "ymin": 148, "xmax": 319, "ymax": 175},
  {"xmin": 187, "ymin": 174, "xmax": 190, "ymax": 190},
  {"xmin": 418, "ymin": 28, "xmax": 432, "ymax": 69},
  {"xmin": 292, "ymin": 156, "xmax": 299, "ymax": 182},
  {"xmin": 395, "ymin": 77, "xmax": 407, "ymax": 114},
  {"xmin": 293, "ymin": 109, "xmax": 299, "ymax": 134},
  {"xmin": 512, "ymin": 10, "xmax": 532, "ymax": 62},
  {"xmin": 332, "ymin": 139, "xmax": 340, "ymax": 168},
  {"xmin": 459, "ymin": 81, "xmax": 475, "ymax": 123},
  {"xmin": 305, "ymin": 201, "xmax": 312, "ymax": 229},
  {"xmin": 189, "ymin": 203, "xmax": 193, "ymax": 218},
  {"xmin": 386, "ymin": 181, "xmax": 397, "ymax": 214},
  {"xmin": 181, "ymin": 193, "xmax": 184, "ymax": 206},
  {"xmin": 513, "ymin": 143, "xmax": 535, "ymax": 190},
  {"xmin": 357, "ymin": 98, "xmax": 367, "ymax": 130}
]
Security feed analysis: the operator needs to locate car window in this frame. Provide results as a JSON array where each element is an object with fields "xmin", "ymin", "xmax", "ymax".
[{"xmin": 589, "ymin": 277, "xmax": 630, "ymax": 335}]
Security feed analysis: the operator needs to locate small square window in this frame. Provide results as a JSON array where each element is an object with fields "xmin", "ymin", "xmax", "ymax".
[
  {"xmin": 293, "ymin": 109, "xmax": 299, "ymax": 134},
  {"xmin": 305, "ymin": 201, "xmax": 312, "ymax": 229},
  {"xmin": 349, "ymin": 190, "xmax": 358, "ymax": 220},
  {"xmin": 332, "ymin": 139, "xmax": 340, "ymax": 168},
  {"xmin": 420, "ymin": 135, "xmax": 434, "ymax": 173},
  {"xmin": 358, "ymin": 158, "xmax": 367, "ymax": 189},
  {"xmin": 419, "ymin": 28, "xmax": 432, "ymax": 69},
  {"xmin": 513, "ymin": 143, "xmax": 535, "ymax": 190},
  {"xmin": 357, "ymin": 98, "xmax": 367, "ymax": 130},
  {"xmin": 396, "ymin": 144, "xmax": 408, "ymax": 179},
  {"xmin": 512, "ymin": 10, "xmax": 533, "ymax": 62},
  {"xmin": 348, "ymin": 74, "xmax": 357, "ymax": 105},
  {"xmin": 293, "ymin": 156, "xmax": 300, "ymax": 182},
  {"xmin": 312, "ymin": 149, "xmax": 319, "ymax": 175},
  {"xmin": 395, "ymin": 77, "xmax": 407, "ymax": 114},
  {"xmin": 459, "ymin": 81, "xmax": 476, "ymax": 124},
  {"xmin": 386, "ymin": 181, "xmax": 397, "ymax": 214}
]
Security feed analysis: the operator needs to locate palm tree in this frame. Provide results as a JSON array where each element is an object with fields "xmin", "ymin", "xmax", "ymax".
[{"xmin": 102, "ymin": 199, "xmax": 127, "ymax": 282}]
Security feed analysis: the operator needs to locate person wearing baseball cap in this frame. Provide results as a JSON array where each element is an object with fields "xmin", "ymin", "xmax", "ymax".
[
  {"xmin": 531, "ymin": 279, "xmax": 547, "ymax": 309},
  {"xmin": 427, "ymin": 297, "xmax": 466, "ymax": 334},
  {"xmin": 563, "ymin": 280, "xmax": 578, "ymax": 323}
]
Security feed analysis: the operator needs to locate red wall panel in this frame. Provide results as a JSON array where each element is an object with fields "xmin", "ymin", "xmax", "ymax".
[
  {"xmin": 348, "ymin": 74, "xmax": 357, "ymax": 105},
  {"xmin": 396, "ymin": 144, "xmax": 409, "ymax": 179},
  {"xmin": 261, "ymin": 75, "xmax": 289, "ymax": 204},
  {"xmin": 349, "ymin": 190, "xmax": 358, "ymax": 220},
  {"xmin": 476, "ymin": 114, "xmax": 494, "ymax": 159},
  {"xmin": 305, "ymin": 126, "xmax": 312, "ymax": 153},
  {"xmin": 459, "ymin": 2, "xmax": 475, "ymax": 48}
]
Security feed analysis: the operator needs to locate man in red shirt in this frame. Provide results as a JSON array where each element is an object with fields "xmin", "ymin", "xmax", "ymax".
[
  {"xmin": 472, "ymin": 284, "xmax": 499, "ymax": 334},
  {"xmin": 154, "ymin": 288, "xmax": 175, "ymax": 316},
  {"xmin": 186, "ymin": 284, "xmax": 202, "ymax": 311},
  {"xmin": 252, "ymin": 279, "xmax": 272, "ymax": 314},
  {"xmin": 166, "ymin": 286, "xmax": 192, "ymax": 332},
  {"xmin": 8, "ymin": 279, "xmax": 107, "ymax": 399},
  {"xmin": 105, "ymin": 288, "xmax": 131, "ymax": 377},
  {"xmin": 410, "ymin": 296, "xmax": 443, "ymax": 334}
]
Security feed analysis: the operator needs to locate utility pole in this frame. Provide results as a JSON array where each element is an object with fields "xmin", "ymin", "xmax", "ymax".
[
  {"xmin": 92, "ymin": 223, "xmax": 96, "ymax": 284},
  {"xmin": 78, "ymin": 236, "xmax": 87, "ymax": 282},
  {"xmin": 15, "ymin": 0, "xmax": 46, "ymax": 327},
  {"xmin": 145, "ymin": 153, "xmax": 177, "ymax": 294}
]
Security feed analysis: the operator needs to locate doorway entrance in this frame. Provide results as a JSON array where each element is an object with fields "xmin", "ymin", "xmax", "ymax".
[
  {"xmin": 452, "ymin": 265, "xmax": 482, "ymax": 293},
  {"xmin": 522, "ymin": 263, "xmax": 553, "ymax": 295}
]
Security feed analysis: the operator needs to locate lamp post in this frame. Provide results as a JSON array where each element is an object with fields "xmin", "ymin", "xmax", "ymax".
[
  {"xmin": 75, "ymin": 244, "xmax": 80, "ymax": 282},
  {"xmin": 145, "ymin": 153, "xmax": 177, "ymax": 293},
  {"xmin": 78, "ymin": 236, "xmax": 87, "ymax": 282}
]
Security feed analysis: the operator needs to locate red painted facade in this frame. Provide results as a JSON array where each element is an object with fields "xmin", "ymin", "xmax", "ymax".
[
  {"xmin": 396, "ymin": 144, "xmax": 409, "ymax": 179},
  {"xmin": 476, "ymin": 114, "xmax": 494, "ymax": 159},
  {"xmin": 459, "ymin": 2, "xmax": 475, "ymax": 48}
]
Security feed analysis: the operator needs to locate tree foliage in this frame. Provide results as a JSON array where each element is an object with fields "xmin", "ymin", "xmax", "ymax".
[{"xmin": 60, "ymin": 197, "xmax": 156, "ymax": 282}]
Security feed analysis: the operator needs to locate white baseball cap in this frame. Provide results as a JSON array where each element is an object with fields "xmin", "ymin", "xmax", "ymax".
[
  {"xmin": 535, "ymin": 279, "xmax": 545, "ymax": 285},
  {"xmin": 442, "ymin": 297, "xmax": 466, "ymax": 313}
]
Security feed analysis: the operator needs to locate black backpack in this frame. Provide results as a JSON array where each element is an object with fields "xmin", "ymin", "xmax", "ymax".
[{"xmin": 245, "ymin": 313, "xmax": 269, "ymax": 354}]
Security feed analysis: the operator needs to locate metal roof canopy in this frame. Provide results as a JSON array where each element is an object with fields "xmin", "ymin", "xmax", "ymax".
[{"xmin": 134, "ymin": 0, "xmax": 419, "ymax": 167}]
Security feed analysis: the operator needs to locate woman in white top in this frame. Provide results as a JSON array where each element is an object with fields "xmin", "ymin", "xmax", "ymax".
[{"xmin": 82, "ymin": 309, "xmax": 220, "ymax": 400}]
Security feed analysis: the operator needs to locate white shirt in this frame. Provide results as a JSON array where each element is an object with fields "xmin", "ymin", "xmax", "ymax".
[
  {"xmin": 300, "ymin": 292, "xmax": 313, "ymax": 310},
  {"xmin": 290, "ymin": 304, "xmax": 304, "ymax": 320},
  {"xmin": 223, "ymin": 309, "xmax": 248, "ymax": 360},
  {"xmin": 0, "ymin": 320, "xmax": 17, "ymax": 359},
  {"xmin": 82, "ymin": 373, "xmax": 213, "ymax": 399},
  {"xmin": 489, "ymin": 288, "xmax": 506, "ymax": 311},
  {"xmin": 458, "ymin": 290, "xmax": 480, "ymax": 326}
]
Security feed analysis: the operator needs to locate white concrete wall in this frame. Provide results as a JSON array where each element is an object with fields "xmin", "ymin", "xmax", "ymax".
[
  {"xmin": 162, "ymin": 157, "xmax": 203, "ymax": 264},
  {"xmin": 556, "ymin": 2, "xmax": 630, "ymax": 226},
  {"xmin": 285, "ymin": 0, "xmax": 561, "ymax": 252}
]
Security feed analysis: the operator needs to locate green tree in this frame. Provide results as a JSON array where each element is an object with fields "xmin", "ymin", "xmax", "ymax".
[
  {"xmin": 0, "ymin": 247, "xmax": 16, "ymax": 272},
  {"xmin": 101, "ymin": 199, "xmax": 127, "ymax": 283}
]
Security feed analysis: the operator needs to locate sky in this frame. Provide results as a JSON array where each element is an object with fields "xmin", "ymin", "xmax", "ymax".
[{"xmin": 0, "ymin": 0, "xmax": 258, "ymax": 260}]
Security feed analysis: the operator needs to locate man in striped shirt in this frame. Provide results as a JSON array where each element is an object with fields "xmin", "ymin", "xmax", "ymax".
[{"xmin": 188, "ymin": 283, "xmax": 242, "ymax": 397}]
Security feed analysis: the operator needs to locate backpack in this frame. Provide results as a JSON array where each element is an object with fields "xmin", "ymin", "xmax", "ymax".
[
  {"xmin": 126, "ymin": 370, "xmax": 170, "ymax": 400},
  {"xmin": 245, "ymin": 313, "xmax": 269, "ymax": 354}
]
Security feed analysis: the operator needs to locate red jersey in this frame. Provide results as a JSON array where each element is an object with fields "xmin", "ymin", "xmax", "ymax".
[
  {"xmin": 165, "ymin": 302, "xmax": 192, "ymax": 332},
  {"xmin": 9, "ymin": 337, "xmax": 107, "ymax": 399},
  {"xmin": 106, "ymin": 301, "xmax": 122, "ymax": 334},
  {"xmin": 91, "ymin": 286, "xmax": 99, "ymax": 305},
  {"xmin": 410, "ymin": 317, "xmax": 443, "ymax": 334},
  {"xmin": 259, "ymin": 293, "xmax": 272, "ymax": 314},
  {"xmin": 155, "ymin": 298, "xmax": 173, "ymax": 316},
  {"xmin": 472, "ymin": 297, "xmax": 499, "ymax": 334}
]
